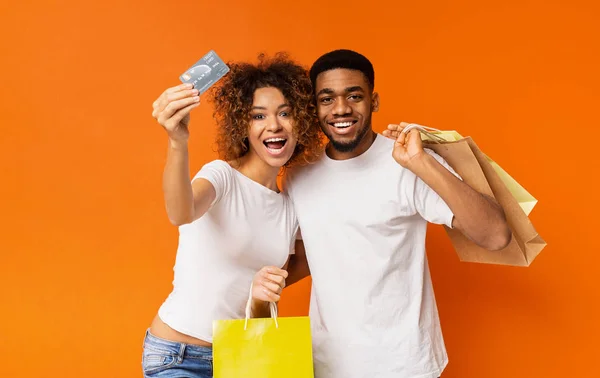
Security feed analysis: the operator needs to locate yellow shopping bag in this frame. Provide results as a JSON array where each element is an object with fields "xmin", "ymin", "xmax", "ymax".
[{"xmin": 212, "ymin": 286, "xmax": 314, "ymax": 378}]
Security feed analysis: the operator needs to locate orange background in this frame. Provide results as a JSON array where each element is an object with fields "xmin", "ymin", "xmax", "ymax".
[{"xmin": 1, "ymin": 0, "xmax": 599, "ymax": 377}]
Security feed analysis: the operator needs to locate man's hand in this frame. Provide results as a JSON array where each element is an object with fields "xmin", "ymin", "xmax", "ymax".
[{"xmin": 383, "ymin": 122, "xmax": 426, "ymax": 170}]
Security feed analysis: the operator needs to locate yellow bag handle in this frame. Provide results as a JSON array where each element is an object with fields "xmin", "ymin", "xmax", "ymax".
[
  {"xmin": 244, "ymin": 282, "xmax": 279, "ymax": 330},
  {"xmin": 402, "ymin": 123, "xmax": 447, "ymax": 143}
]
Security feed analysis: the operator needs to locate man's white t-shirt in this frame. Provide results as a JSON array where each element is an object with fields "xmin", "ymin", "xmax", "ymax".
[
  {"xmin": 158, "ymin": 160, "xmax": 298, "ymax": 342},
  {"xmin": 285, "ymin": 134, "xmax": 459, "ymax": 378}
]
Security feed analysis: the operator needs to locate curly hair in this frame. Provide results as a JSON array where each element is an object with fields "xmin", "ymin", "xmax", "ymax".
[{"xmin": 208, "ymin": 52, "xmax": 323, "ymax": 168}]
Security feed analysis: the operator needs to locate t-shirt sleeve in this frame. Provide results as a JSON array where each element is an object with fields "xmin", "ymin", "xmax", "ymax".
[
  {"xmin": 410, "ymin": 149, "xmax": 462, "ymax": 228},
  {"xmin": 191, "ymin": 160, "xmax": 233, "ymax": 207}
]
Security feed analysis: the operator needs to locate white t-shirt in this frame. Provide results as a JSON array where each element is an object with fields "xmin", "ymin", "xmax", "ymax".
[
  {"xmin": 285, "ymin": 134, "xmax": 459, "ymax": 378},
  {"xmin": 158, "ymin": 160, "xmax": 298, "ymax": 342}
]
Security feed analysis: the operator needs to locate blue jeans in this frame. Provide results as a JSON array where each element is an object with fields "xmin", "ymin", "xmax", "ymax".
[{"xmin": 141, "ymin": 329, "xmax": 213, "ymax": 378}]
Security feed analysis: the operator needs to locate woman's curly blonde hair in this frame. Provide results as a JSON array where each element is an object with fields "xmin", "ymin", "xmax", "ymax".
[{"xmin": 208, "ymin": 52, "xmax": 323, "ymax": 168}]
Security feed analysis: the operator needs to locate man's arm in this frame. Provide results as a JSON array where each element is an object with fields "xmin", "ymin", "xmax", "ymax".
[
  {"xmin": 386, "ymin": 123, "xmax": 512, "ymax": 251},
  {"xmin": 286, "ymin": 240, "xmax": 311, "ymax": 287},
  {"xmin": 410, "ymin": 152, "xmax": 511, "ymax": 250}
]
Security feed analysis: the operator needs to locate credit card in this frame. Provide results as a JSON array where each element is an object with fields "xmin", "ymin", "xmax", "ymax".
[{"xmin": 179, "ymin": 50, "xmax": 230, "ymax": 94}]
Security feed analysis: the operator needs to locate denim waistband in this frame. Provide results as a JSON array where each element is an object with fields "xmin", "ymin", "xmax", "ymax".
[{"xmin": 143, "ymin": 328, "xmax": 212, "ymax": 360}]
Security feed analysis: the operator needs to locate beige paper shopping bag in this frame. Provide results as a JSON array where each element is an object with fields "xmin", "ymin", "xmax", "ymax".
[{"xmin": 404, "ymin": 125, "xmax": 546, "ymax": 266}]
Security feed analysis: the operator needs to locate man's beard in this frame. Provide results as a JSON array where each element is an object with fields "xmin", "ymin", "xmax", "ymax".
[{"xmin": 322, "ymin": 113, "xmax": 372, "ymax": 153}]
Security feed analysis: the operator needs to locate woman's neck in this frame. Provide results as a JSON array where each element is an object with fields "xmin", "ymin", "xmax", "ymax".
[{"xmin": 233, "ymin": 151, "xmax": 281, "ymax": 192}]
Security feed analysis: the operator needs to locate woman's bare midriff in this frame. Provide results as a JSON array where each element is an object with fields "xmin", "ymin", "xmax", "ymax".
[{"xmin": 149, "ymin": 314, "xmax": 212, "ymax": 347}]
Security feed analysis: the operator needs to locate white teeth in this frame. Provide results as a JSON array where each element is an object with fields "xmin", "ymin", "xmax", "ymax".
[
  {"xmin": 264, "ymin": 137, "xmax": 286, "ymax": 143},
  {"xmin": 333, "ymin": 122, "xmax": 353, "ymax": 128}
]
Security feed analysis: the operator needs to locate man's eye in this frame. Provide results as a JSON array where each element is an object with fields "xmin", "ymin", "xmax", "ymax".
[
  {"xmin": 320, "ymin": 97, "xmax": 333, "ymax": 104},
  {"xmin": 349, "ymin": 95, "xmax": 363, "ymax": 100}
]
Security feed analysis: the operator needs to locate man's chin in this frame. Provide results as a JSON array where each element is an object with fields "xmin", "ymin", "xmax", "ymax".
[
  {"xmin": 324, "ymin": 129, "xmax": 372, "ymax": 153},
  {"xmin": 329, "ymin": 136, "xmax": 362, "ymax": 153}
]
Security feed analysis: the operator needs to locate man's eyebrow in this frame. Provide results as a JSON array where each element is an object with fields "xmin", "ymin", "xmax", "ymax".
[
  {"xmin": 316, "ymin": 88, "xmax": 335, "ymax": 96},
  {"xmin": 345, "ymin": 86, "xmax": 364, "ymax": 93},
  {"xmin": 316, "ymin": 86, "xmax": 365, "ymax": 96}
]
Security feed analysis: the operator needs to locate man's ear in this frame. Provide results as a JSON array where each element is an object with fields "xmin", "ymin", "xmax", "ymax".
[{"xmin": 372, "ymin": 92, "xmax": 380, "ymax": 112}]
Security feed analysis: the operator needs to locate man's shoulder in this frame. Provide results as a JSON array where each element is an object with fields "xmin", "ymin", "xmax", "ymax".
[
  {"xmin": 375, "ymin": 133, "xmax": 396, "ymax": 148},
  {"xmin": 371, "ymin": 133, "xmax": 397, "ymax": 159}
]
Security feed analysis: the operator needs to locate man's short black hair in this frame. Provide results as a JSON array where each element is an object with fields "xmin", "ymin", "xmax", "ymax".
[{"xmin": 309, "ymin": 49, "xmax": 375, "ymax": 91}]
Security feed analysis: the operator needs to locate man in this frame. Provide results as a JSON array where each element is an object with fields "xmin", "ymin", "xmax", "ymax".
[{"xmin": 284, "ymin": 49, "xmax": 511, "ymax": 378}]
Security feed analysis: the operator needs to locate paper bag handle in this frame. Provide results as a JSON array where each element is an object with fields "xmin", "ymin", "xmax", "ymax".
[
  {"xmin": 244, "ymin": 282, "xmax": 278, "ymax": 330},
  {"xmin": 402, "ymin": 123, "xmax": 446, "ymax": 143}
]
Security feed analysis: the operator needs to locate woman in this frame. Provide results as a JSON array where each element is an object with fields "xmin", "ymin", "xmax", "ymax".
[{"xmin": 142, "ymin": 53, "xmax": 322, "ymax": 377}]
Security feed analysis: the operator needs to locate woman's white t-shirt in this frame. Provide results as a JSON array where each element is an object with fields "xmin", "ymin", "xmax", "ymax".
[{"xmin": 158, "ymin": 160, "xmax": 298, "ymax": 342}]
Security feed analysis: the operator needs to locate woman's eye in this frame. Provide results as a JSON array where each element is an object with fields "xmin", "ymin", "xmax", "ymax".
[{"xmin": 252, "ymin": 114, "xmax": 265, "ymax": 120}]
